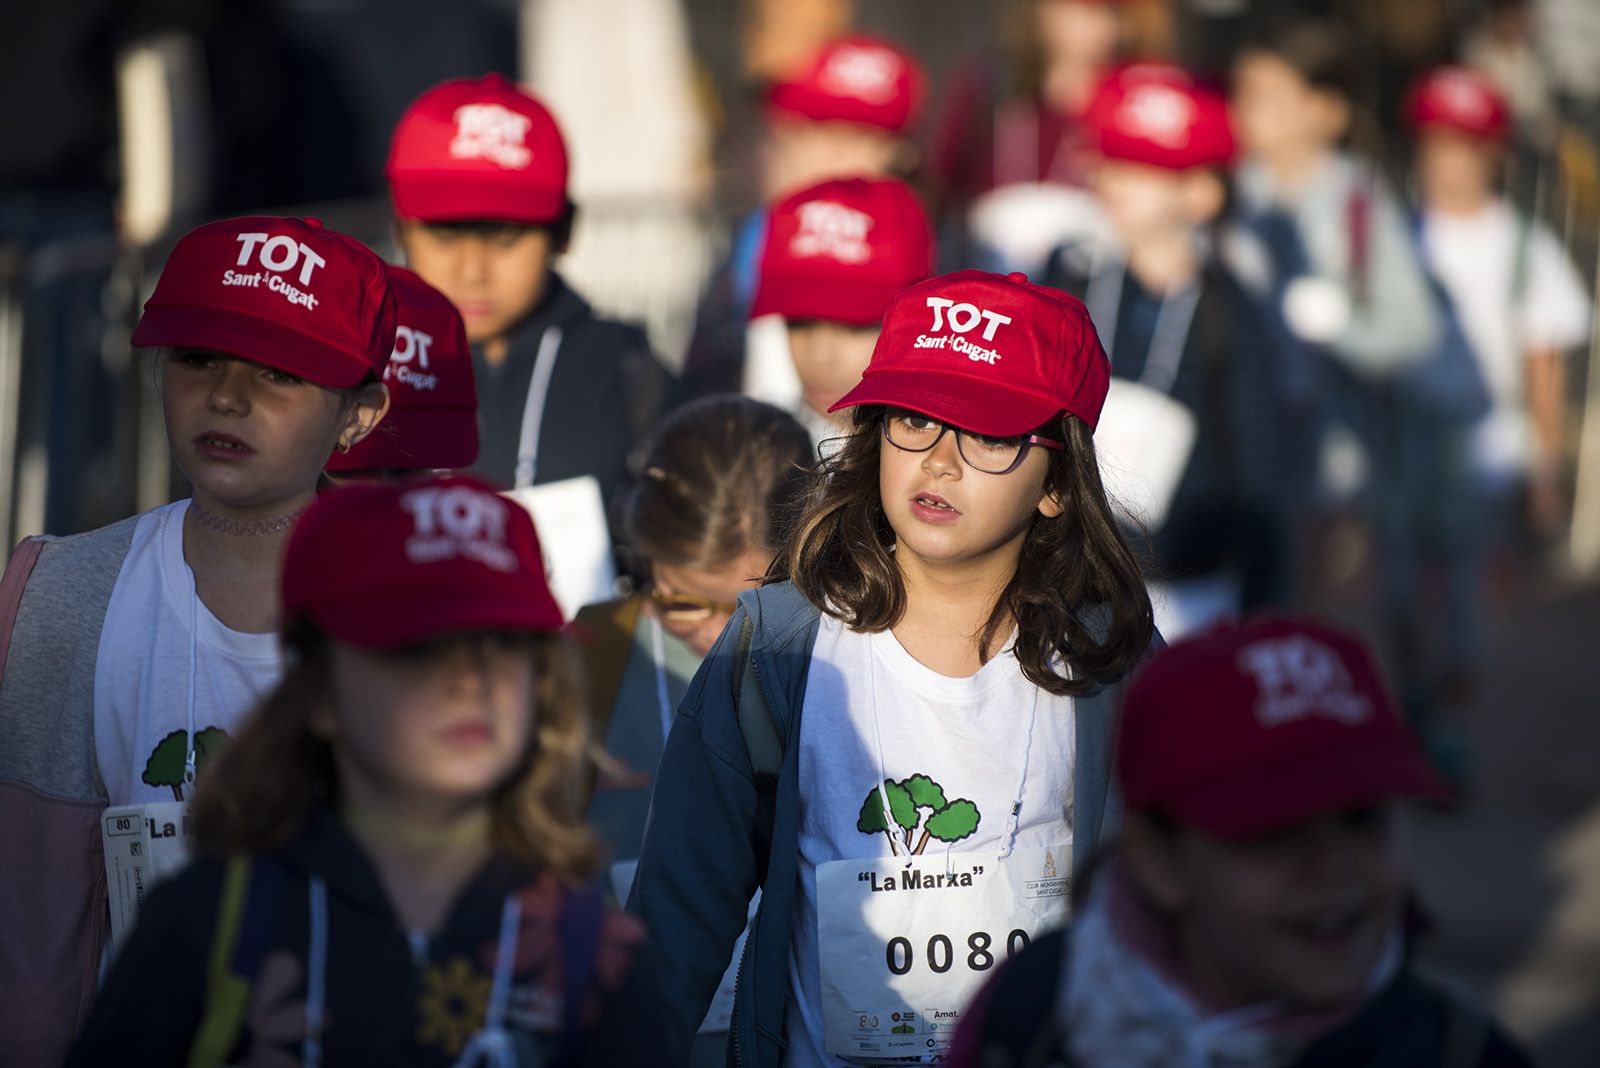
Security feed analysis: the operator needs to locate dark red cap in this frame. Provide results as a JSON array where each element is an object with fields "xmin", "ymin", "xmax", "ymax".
[
  {"xmin": 283, "ymin": 474, "xmax": 563, "ymax": 647},
  {"xmin": 830, "ymin": 269, "xmax": 1111, "ymax": 434},
  {"xmin": 387, "ymin": 73, "xmax": 570, "ymax": 225},
  {"xmin": 1117, "ymin": 616, "xmax": 1454, "ymax": 839},
  {"xmin": 768, "ymin": 35, "xmax": 924, "ymax": 134},
  {"xmin": 131, "ymin": 216, "xmax": 395, "ymax": 389},
  {"xmin": 327, "ymin": 266, "xmax": 479, "ymax": 473},
  {"xmin": 750, "ymin": 177, "xmax": 934, "ymax": 326},
  {"xmin": 1084, "ymin": 63, "xmax": 1235, "ymax": 171},
  {"xmin": 1406, "ymin": 66, "xmax": 1510, "ymax": 142}
]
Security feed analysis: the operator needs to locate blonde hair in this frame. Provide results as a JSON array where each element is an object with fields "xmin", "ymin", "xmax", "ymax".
[{"xmin": 189, "ymin": 622, "xmax": 598, "ymax": 881}]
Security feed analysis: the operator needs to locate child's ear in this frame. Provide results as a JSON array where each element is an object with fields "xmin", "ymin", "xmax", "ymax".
[
  {"xmin": 1312, "ymin": 91, "xmax": 1351, "ymax": 144},
  {"xmin": 1037, "ymin": 487, "xmax": 1066, "ymax": 519},
  {"xmin": 1180, "ymin": 170, "xmax": 1227, "ymax": 227},
  {"xmin": 340, "ymin": 381, "xmax": 391, "ymax": 451}
]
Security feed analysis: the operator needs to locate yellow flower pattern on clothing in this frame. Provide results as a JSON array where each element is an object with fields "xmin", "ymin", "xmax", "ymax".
[{"xmin": 416, "ymin": 956, "xmax": 491, "ymax": 1056}]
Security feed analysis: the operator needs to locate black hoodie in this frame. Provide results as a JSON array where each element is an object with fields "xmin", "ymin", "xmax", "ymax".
[{"xmin": 68, "ymin": 811, "xmax": 667, "ymax": 1067}]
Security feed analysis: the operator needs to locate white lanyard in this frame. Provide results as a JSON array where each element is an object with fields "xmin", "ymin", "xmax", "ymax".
[
  {"xmin": 865, "ymin": 634, "xmax": 1041, "ymax": 864},
  {"xmin": 301, "ymin": 877, "xmax": 523, "ymax": 1068},
  {"xmin": 183, "ymin": 577, "xmax": 199, "ymax": 786},
  {"xmin": 648, "ymin": 614, "xmax": 676, "ymax": 745},
  {"xmin": 514, "ymin": 326, "xmax": 563, "ymax": 489},
  {"xmin": 1084, "ymin": 257, "xmax": 1202, "ymax": 397}
]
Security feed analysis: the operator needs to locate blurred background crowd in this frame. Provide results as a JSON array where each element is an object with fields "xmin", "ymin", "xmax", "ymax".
[{"xmin": 4, "ymin": 0, "xmax": 1600, "ymax": 1063}]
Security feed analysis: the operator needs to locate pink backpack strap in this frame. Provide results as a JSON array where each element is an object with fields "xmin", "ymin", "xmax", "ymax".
[{"xmin": 0, "ymin": 538, "xmax": 44, "ymax": 680}]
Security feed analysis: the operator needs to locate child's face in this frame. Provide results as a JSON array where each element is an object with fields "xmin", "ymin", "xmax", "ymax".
[
  {"xmin": 1037, "ymin": 0, "xmax": 1120, "ymax": 69},
  {"xmin": 1091, "ymin": 160, "xmax": 1193, "ymax": 245},
  {"xmin": 651, "ymin": 546, "xmax": 772, "ymax": 656},
  {"xmin": 1231, "ymin": 53, "xmax": 1347, "ymax": 164},
  {"xmin": 324, "ymin": 633, "xmax": 537, "ymax": 807},
  {"xmin": 785, "ymin": 321, "xmax": 880, "ymax": 422},
  {"xmin": 398, "ymin": 222, "xmax": 555, "ymax": 345},
  {"xmin": 1129, "ymin": 805, "xmax": 1405, "ymax": 1011},
  {"xmin": 162, "ymin": 349, "xmax": 375, "ymax": 512},
  {"xmin": 1416, "ymin": 130, "xmax": 1500, "ymax": 213},
  {"xmin": 877, "ymin": 413, "xmax": 1064, "ymax": 574},
  {"xmin": 762, "ymin": 118, "xmax": 902, "ymax": 199}
]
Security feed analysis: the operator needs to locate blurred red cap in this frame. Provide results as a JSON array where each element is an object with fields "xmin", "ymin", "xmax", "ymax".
[
  {"xmin": 768, "ymin": 35, "xmax": 924, "ymax": 134},
  {"xmin": 1117, "ymin": 616, "xmax": 1454, "ymax": 839},
  {"xmin": 131, "ymin": 216, "xmax": 395, "ymax": 389},
  {"xmin": 1407, "ymin": 66, "xmax": 1510, "ymax": 142},
  {"xmin": 830, "ymin": 269, "xmax": 1110, "ymax": 434},
  {"xmin": 387, "ymin": 73, "xmax": 569, "ymax": 225},
  {"xmin": 750, "ymin": 177, "xmax": 934, "ymax": 326},
  {"xmin": 327, "ymin": 266, "xmax": 479, "ymax": 473},
  {"xmin": 1084, "ymin": 63, "xmax": 1235, "ymax": 171},
  {"xmin": 283, "ymin": 474, "xmax": 563, "ymax": 648}
]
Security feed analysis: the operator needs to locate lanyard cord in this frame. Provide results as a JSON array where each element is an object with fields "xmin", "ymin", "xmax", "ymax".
[
  {"xmin": 514, "ymin": 326, "xmax": 563, "ymax": 489},
  {"xmin": 1084, "ymin": 254, "xmax": 1203, "ymax": 397},
  {"xmin": 864, "ymin": 632, "xmax": 1043, "ymax": 866},
  {"xmin": 648, "ymin": 614, "xmax": 675, "ymax": 746},
  {"xmin": 304, "ymin": 877, "xmax": 329, "ymax": 1068},
  {"xmin": 184, "ymin": 572, "xmax": 199, "ymax": 787},
  {"xmin": 450, "ymin": 894, "xmax": 523, "ymax": 1068}
]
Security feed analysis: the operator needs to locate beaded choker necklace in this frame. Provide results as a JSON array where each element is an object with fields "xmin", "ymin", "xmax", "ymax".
[{"xmin": 189, "ymin": 499, "xmax": 305, "ymax": 537}]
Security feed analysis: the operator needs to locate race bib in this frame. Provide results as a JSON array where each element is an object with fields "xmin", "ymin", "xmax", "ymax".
[
  {"xmin": 817, "ymin": 844, "xmax": 1070, "ymax": 1062},
  {"xmin": 1094, "ymin": 379, "xmax": 1198, "ymax": 531},
  {"xmin": 503, "ymin": 476, "xmax": 616, "ymax": 617},
  {"xmin": 101, "ymin": 801, "xmax": 193, "ymax": 950},
  {"xmin": 610, "ymin": 858, "xmax": 757, "ymax": 1035}
]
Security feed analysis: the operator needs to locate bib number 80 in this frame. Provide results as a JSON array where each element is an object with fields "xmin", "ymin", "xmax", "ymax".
[{"xmin": 884, "ymin": 929, "xmax": 1031, "ymax": 976}]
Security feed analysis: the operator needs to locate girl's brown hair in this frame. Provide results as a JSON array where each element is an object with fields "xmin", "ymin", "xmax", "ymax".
[
  {"xmin": 775, "ymin": 405, "xmax": 1152, "ymax": 696},
  {"xmin": 624, "ymin": 394, "xmax": 814, "ymax": 570},
  {"xmin": 189, "ymin": 622, "xmax": 598, "ymax": 881}
]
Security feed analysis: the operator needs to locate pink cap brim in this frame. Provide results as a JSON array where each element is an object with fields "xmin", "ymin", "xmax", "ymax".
[
  {"xmin": 325, "ymin": 404, "xmax": 480, "ymax": 472},
  {"xmin": 1162, "ymin": 740, "xmax": 1456, "ymax": 839},
  {"xmin": 830, "ymin": 367, "xmax": 1070, "ymax": 436},
  {"xmin": 390, "ymin": 174, "xmax": 566, "ymax": 225},
  {"xmin": 131, "ymin": 304, "xmax": 374, "ymax": 388},
  {"xmin": 306, "ymin": 583, "xmax": 563, "ymax": 649}
]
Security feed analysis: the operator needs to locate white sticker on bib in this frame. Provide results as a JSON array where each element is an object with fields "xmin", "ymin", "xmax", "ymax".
[
  {"xmin": 817, "ymin": 844, "xmax": 1070, "ymax": 1062},
  {"xmin": 610, "ymin": 858, "xmax": 757, "ymax": 1035},
  {"xmin": 101, "ymin": 801, "xmax": 193, "ymax": 951}
]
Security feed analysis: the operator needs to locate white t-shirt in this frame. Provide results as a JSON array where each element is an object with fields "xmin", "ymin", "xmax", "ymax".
[
  {"xmin": 1421, "ymin": 200, "xmax": 1592, "ymax": 475},
  {"xmin": 786, "ymin": 615, "xmax": 1076, "ymax": 1066},
  {"xmin": 94, "ymin": 501, "xmax": 285, "ymax": 806}
]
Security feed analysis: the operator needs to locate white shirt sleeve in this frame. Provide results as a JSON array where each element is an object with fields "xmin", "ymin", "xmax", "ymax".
[{"xmin": 1517, "ymin": 221, "xmax": 1593, "ymax": 354}]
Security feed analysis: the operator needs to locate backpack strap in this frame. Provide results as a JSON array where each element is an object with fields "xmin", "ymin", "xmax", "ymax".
[
  {"xmin": 0, "ymin": 537, "xmax": 44, "ymax": 681},
  {"xmin": 730, "ymin": 613, "xmax": 782, "ymax": 788},
  {"xmin": 1347, "ymin": 177, "xmax": 1375, "ymax": 307},
  {"xmin": 187, "ymin": 856, "xmax": 288, "ymax": 1068}
]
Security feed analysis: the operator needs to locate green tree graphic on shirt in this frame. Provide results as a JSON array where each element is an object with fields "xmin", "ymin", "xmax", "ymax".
[
  {"xmin": 141, "ymin": 726, "xmax": 232, "ymax": 801},
  {"xmin": 857, "ymin": 773, "xmax": 981, "ymax": 855}
]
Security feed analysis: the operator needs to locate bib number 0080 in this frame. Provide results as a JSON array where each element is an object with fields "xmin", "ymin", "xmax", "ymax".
[{"xmin": 883, "ymin": 928, "xmax": 1031, "ymax": 976}]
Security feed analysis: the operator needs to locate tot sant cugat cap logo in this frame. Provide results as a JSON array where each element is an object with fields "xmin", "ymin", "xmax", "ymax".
[
  {"xmin": 401, "ymin": 485, "xmax": 517, "ymax": 572},
  {"xmin": 221, "ymin": 231, "xmax": 327, "ymax": 311},
  {"xmin": 387, "ymin": 323, "xmax": 440, "ymax": 392},
  {"xmin": 818, "ymin": 45, "xmax": 900, "ymax": 104},
  {"xmin": 1237, "ymin": 636, "xmax": 1373, "ymax": 728},
  {"xmin": 790, "ymin": 201, "xmax": 875, "ymax": 264},
  {"xmin": 449, "ymin": 103, "xmax": 534, "ymax": 169},
  {"xmin": 914, "ymin": 296, "xmax": 1012, "ymax": 366},
  {"xmin": 1120, "ymin": 84, "xmax": 1197, "ymax": 150}
]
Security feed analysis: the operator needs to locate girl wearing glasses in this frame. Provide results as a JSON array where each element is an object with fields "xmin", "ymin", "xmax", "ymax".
[{"xmin": 630, "ymin": 270, "xmax": 1156, "ymax": 1067}]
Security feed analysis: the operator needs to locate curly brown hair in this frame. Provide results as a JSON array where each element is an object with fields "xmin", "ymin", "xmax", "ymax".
[
  {"xmin": 189, "ymin": 622, "xmax": 598, "ymax": 881},
  {"xmin": 774, "ymin": 405, "xmax": 1153, "ymax": 696}
]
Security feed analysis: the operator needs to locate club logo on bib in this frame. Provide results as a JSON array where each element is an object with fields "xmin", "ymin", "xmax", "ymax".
[
  {"xmin": 222, "ymin": 232, "xmax": 327, "ymax": 310},
  {"xmin": 818, "ymin": 44, "xmax": 901, "ymax": 105},
  {"xmin": 1237, "ymin": 635, "xmax": 1372, "ymax": 727},
  {"xmin": 791, "ymin": 200, "xmax": 875, "ymax": 264},
  {"xmin": 401, "ymin": 484, "xmax": 516, "ymax": 571},
  {"xmin": 858, "ymin": 773, "xmax": 981, "ymax": 856},
  {"xmin": 450, "ymin": 103, "xmax": 533, "ymax": 169},
  {"xmin": 914, "ymin": 297, "xmax": 1011, "ymax": 365}
]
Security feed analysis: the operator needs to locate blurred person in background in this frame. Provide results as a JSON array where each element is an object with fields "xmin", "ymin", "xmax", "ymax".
[
  {"xmin": 1047, "ymin": 63, "xmax": 1296, "ymax": 638},
  {"xmin": 576, "ymin": 394, "xmax": 812, "ymax": 1067},
  {"xmin": 386, "ymin": 74, "xmax": 674, "ymax": 559},
  {"xmin": 1230, "ymin": 20, "xmax": 1444, "ymax": 602},
  {"xmin": 681, "ymin": 34, "xmax": 925, "ymax": 399},
  {"xmin": 325, "ymin": 265, "xmax": 478, "ymax": 484},
  {"xmin": 1393, "ymin": 65, "xmax": 1592, "ymax": 770},
  {"xmin": 743, "ymin": 176, "xmax": 935, "ymax": 447},
  {"xmin": 948, "ymin": 615, "xmax": 1531, "ymax": 1068}
]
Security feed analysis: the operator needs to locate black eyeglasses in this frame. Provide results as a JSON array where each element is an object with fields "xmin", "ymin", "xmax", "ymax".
[{"xmin": 881, "ymin": 408, "xmax": 1063, "ymax": 475}]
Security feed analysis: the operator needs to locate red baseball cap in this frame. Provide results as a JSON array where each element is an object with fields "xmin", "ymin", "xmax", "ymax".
[
  {"xmin": 768, "ymin": 35, "xmax": 924, "ymax": 134},
  {"xmin": 1084, "ymin": 63, "xmax": 1234, "ymax": 171},
  {"xmin": 1117, "ymin": 616, "xmax": 1454, "ymax": 839},
  {"xmin": 283, "ymin": 474, "xmax": 563, "ymax": 648},
  {"xmin": 131, "ymin": 216, "xmax": 395, "ymax": 389},
  {"xmin": 830, "ymin": 269, "xmax": 1111, "ymax": 435},
  {"xmin": 327, "ymin": 267, "xmax": 479, "ymax": 473},
  {"xmin": 387, "ymin": 73, "xmax": 570, "ymax": 225},
  {"xmin": 750, "ymin": 177, "xmax": 934, "ymax": 326},
  {"xmin": 1406, "ymin": 66, "xmax": 1510, "ymax": 142}
]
